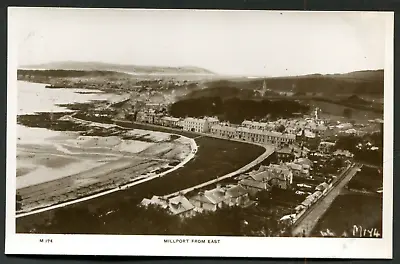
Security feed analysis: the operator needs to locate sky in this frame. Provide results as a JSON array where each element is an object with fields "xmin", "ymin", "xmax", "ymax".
[{"xmin": 10, "ymin": 8, "xmax": 391, "ymax": 77}]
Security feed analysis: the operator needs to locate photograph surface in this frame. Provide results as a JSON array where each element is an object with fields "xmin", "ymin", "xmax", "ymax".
[{"xmin": 6, "ymin": 8, "xmax": 393, "ymax": 258}]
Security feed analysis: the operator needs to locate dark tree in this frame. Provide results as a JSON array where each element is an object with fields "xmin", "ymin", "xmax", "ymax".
[{"xmin": 276, "ymin": 124, "xmax": 285, "ymax": 133}]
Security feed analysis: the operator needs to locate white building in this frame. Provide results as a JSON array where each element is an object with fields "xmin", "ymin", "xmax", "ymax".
[
  {"xmin": 205, "ymin": 117, "xmax": 220, "ymax": 128},
  {"xmin": 182, "ymin": 117, "xmax": 208, "ymax": 133},
  {"xmin": 182, "ymin": 117, "xmax": 220, "ymax": 133},
  {"xmin": 235, "ymin": 127, "xmax": 296, "ymax": 146},
  {"xmin": 210, "ymin": 125, "xmax": 237, "ymax": 138},
  {"xmin": 241, "ymin": 120, "xmax": 269, "ymax": 131},
  {"xmin": 161, "ymin": 116, "xmax": 181, "ymax": 127},
  {"xmin": 141, "ymin": 195, "xmax": 195, "ymax": 217}
]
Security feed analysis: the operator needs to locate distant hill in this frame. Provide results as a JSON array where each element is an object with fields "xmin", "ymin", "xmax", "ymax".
[
  {"xmin": 340, "ymin": 94, "xmax": 370, "ymax": 106},
  {"xmin": 181, "ymin": 86, "xmax": 281, "ymax": 101},
  {"xmin": 19, "ymin": 61, "xmax": 215, "ymax": 76},
  {"xmin": 202, "ymin": 69, "xmax": 384, "ymax": 97}
]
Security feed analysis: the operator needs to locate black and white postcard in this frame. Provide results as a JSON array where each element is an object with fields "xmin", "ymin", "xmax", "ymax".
[{"xmin": 5, "ymin": 7, "xmax": 394, "ymax": 258}]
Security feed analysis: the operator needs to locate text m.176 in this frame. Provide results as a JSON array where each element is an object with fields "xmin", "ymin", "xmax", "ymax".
[{"xmin": 39, "ymin": 239, "xmax": 53, "ymax": 243}]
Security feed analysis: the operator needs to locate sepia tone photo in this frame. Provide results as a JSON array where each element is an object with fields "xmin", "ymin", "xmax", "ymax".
[{"xmin": 6, "ymin": 8, "xmax": 393, "ymax": 258}]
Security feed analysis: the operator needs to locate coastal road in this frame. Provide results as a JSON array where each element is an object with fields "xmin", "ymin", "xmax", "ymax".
[
  {"xmin": 291, "ymin": 163, "xmax": 362, "ymax": 237},
  {"xmin": 165, "ymin": 145, "xmax": 275, "ymax": 198},
  {"xmin": 17, "ymin": 117, "xmax": 272, "ymax": 218}
]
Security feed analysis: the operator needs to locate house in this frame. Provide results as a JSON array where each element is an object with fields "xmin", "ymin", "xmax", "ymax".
[
  {"xmin": 204, "ymin": 185, "xmax": 227, "ymax": 208},
  {"xmin": 168, "ymin": 195, "xmax": 196, "ymax": 217},
  {"xmin": 205, "ymin": 117, "xmax": 220, "ymax": 129},
  {"xmin": 141, "ymin": 195, "xmax": 195, "ymax": 217},
  {"xmin": 241, "ymin": 120, "xmax": 268, "ymax": 131},
  {"xmin": 296, "ymin": 129, "xmax": 320, "ymax": 148},
  {"xmin": 318, "ymin": 141, "xmax": 336, "ymax": 154},
  {"xmin": 316, "ymin": 182, "xmax": 330, "ymax": 194},
  {"xmin": 210, "ymin": 125, "xmax": 237, "ymax": 139},
  {"xmin": 182, "ymin": 116, "xmax": 219, "ymax": 133},
  {"xmin": 279, "ymin": 214, "xmax": 297, "ymax": 225},
  {"xmin": 295, "ymin": 158, "xmax": 313, "ymax": 169},
  {"xmin": 136, "ymin": 111, "xmax": 149, "ymax": 123},
  {"xmin": 333, "ymin": 149, "xmax": 354, "ymax": 158},
  {"xmin": 182, "ymin": 117, "xmax": 208, "ymax": 133},
  {"xmin": 235, "ymin": 127, "xmax": 295, "ymax": 146},
  {"xmin": 295, "ymin": 204, "xmax": 306, "ymax": 213},
  {"xmin": 276, "ymin": 146, "xmax": 295, "ymax": 162},
  {"xmin": 287, "ymin": 158, "xmax": 312, "ymax": 178},
  {"xmin": 239, "ymin": 179, "xmax": 270, "ymax": 196},
  {"xmin": 189, "ymin": 189, "xmax": 225, "ymax": 212},
  {"xmin": 153, "ymin": 113, "xmax": 164, "ymax": 125},
  {"xmin": 286, "ymin": 162, "xmax": 305, "ymax": 178},
  {"xmin": 300, "ymin": 191, "xmax": 321, "ymax": 208},
  {"xmin": 291, "ymin": 144, "xmax": 309, "ymax": 158},
  {"xmin": 224, "ymin": 185, "xmax": 251, "ymax": 207},
  {"xmin": 247, "ymin": 164, "xmax": 293, "ymax": 190},
  {"xmin": 189, "ymin": 183, "xmax": 252, "ymax": 212},
  {"xmin": 161, "ymin": 116, "xmax": 181, "ymax": 127},
  {"xmin": 267, "ymin": 164, "xmax": 293, "ymax": 189},
  {"xmin": 239, "ymin": 170, "xmax": 271, "ymax": 196},
  {"xmin": 140, "ymin": 195, "xmax": 169, "ymax": 209}
]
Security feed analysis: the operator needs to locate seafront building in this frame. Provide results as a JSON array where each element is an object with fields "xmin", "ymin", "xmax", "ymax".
[
  {"xmin": 182, "ymin": 116, "xmax": 220, "ymax": 133},
  {"xmin": 210, "ymin": 124, "xmax": 296, "ymax": 146},
  {"xmin": 160, "ymin": 116, "xmax": 181, "ymax": 128},
  {"xmin": 235, "ymin": 127, "xmax": 296, "ymax": 146}
]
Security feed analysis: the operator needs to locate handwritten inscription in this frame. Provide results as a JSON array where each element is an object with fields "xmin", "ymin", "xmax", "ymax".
[{"xmin": 352, "ymin": 225, "xmax": 381, "ymax": 238}]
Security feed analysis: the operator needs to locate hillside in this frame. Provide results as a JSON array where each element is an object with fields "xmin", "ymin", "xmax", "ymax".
[
  {"xmin": 20, "ymin": 61, "xmax": 215, "ymax": 76},
  {"xmin": 202, "ymin": 70, "xmax": 384, "ymax": 97}
]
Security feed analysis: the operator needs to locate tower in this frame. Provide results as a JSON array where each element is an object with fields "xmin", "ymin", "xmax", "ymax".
[
  {"xmin": 314, "ymin": 107, "xmax": 320, "ymax": 121},
  {"xmin": 261, "ymin": 80, "xmax": 267, "ymax": 97}
]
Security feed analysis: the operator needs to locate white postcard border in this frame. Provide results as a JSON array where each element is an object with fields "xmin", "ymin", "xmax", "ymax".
[{"xmin": 5, "ymin": 8, "xmax": 394, "ymax": 259}]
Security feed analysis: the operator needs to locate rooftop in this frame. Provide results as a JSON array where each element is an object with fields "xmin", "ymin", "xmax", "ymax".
[
  {"xmin": 162, "ymin": 116, "xmax": 180, "ymax": 122},
  {"xmin": 236, "ymin": 127, "xmax": 296, "ymax": 139},
  {"xmin": 211, "ymin": 125, "xmax": 237, "ymax": 132},
  {"xmin": 168, "ymin": 195, "xmax": 195, "ymax": 215},
  {"xmin": 204, "ymin": 188, "xmax": 227, "ymax": 204},
  {"xmin": 184, "ymin": 117, "xmax": 207, "ymax": 123},
  {"xmin": 277, "ymin": 147, "xmax": 293, "ymax": 154},
  {"xmin": 239, "ymin": 178, "xmax": 269, "ymax": 190},
  {"xmin": 225, "ymin": 185, "xmax": 249, "ymax": 198}
]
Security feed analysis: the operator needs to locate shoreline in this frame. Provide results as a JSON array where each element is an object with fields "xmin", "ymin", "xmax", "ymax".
[{"xmin": 16, "ymin": 116, "xmax": 198, "ymax": 217}]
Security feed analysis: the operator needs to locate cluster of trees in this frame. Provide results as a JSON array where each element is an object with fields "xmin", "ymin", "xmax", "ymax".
[
  {"xmin": 169, "ymin": 97, "xmax": 310, "ymax": 124},
  {"xmin": 24, "ymin": 201, "xmax": 284, "ymax": 237},
  {"xmin": 334, "ymin": 132, "xmax": 383, "ymax": 166}
]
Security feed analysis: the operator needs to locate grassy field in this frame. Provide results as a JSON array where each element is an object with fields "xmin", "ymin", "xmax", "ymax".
[
  {"xmin": 347, "ymin": 166, "xmax": 383, "ymax": 192},
  {"xmin": 16, "ymin": 135, "xmax": 265, "ymax": 234},
  {"xmin": 311, "ymin": 193, "xmax": 383, "ymax": 237},
  {"xmin": 305, "ymin": 100, "xmax": 383, "ymax": 123}
]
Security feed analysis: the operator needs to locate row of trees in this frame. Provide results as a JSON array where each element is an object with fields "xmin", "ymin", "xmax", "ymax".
[
  {"xmin": 334, "ymin": 132, "xmax": 383, "ymax": 166},
  {"xmin": 24, "ymin": 201, "xmax": 285, "ymax": 237}
]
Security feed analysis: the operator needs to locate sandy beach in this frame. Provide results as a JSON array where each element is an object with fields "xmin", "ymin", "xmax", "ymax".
[{"xmin": 16, "ymin": 81, "xmax": 193, "ymax": 213}]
